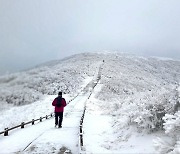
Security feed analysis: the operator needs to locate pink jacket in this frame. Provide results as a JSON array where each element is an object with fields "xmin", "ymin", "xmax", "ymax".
[{"xmin": 52, "ymin": 97, "xmax": 67, "ymax": 112}]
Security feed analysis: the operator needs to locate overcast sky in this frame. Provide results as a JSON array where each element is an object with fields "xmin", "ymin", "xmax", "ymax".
[{"xmin": 0, "ymin": 0, "xmax": 180, "ymax": 75}]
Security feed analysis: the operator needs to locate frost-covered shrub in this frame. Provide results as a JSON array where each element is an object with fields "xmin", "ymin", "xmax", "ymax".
[
  {"xmin": 133, "ymin": 90, "xmax": 178, "ymax": 132},
  {"xmin": 153, "ymin": 111, "xmax": 180, "ymax": 154},
  {"xmin": 0, "ymin": 86, "xmax": 41, "ymax": 105},
  {"xmin": 163, "ymin": 111, "xmax": 180, "ymax": 134},
  {"xmin": 134, "ymin": 108, "xmax": 155, "ymax": 130}
]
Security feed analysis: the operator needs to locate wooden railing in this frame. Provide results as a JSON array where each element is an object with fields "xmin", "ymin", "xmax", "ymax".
[
  {"xmin": 79, "ymin": 64, "xmax": 102, "ymax": 153},
  {"xmin": 0, "ymin": 113, "xmax": 54, "ymax": 136}
]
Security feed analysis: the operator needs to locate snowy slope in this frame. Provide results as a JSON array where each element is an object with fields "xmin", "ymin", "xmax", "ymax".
[
  {"xmin": 0, "ymin": 53, "xmax": 102, "ymax": 109},
  {"xmin": 0, "ymin": 53, "xmax": 180, "ymax": 153}
]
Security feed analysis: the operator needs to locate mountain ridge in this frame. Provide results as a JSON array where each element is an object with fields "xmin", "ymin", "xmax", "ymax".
[{"xmin": 0, "ymin": 52, "xmax": 179, "ymax": 108}]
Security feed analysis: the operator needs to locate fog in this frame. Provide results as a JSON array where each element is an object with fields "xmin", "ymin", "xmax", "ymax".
[{"xmin": 0, "ymin": 0, "xmax": 180, "ymax": 74}]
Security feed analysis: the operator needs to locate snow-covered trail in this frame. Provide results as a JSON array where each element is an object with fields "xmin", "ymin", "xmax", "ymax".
[
  {"xmin": 23, "ymin": 93, "xmax": 90, "ymax": 154},
  {"xmin": 0, "ymin": 92, "xmax": 90, "ymax": 154}
]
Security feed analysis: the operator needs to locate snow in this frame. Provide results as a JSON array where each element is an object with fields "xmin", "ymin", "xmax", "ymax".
[
  {"xmin": 84, "ymin": 114, "xmax": 113, "ymax": 153},
  {"xmin": 83, "ymin": 83, "xmax": 160, "ymax": 154},
  {"xmin": 0, "ymin": 92, "xmax": 90, "ymax": 154},
  {"xmin": 0, "ymin": 95, "xmax": 55, "ymax": 130},
  {"xmin": 0, "ymin": 53, "xmax": 180, "ymax": 153}
]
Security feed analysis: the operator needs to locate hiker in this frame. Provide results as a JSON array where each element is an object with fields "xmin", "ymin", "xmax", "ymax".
[{"xmin": 52, "ymin": 92, "xmax": 67, "ymax": 128}]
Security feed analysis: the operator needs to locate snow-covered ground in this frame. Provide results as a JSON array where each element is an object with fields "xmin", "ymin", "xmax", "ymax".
[
  {"xmin": 0, "ymin": 53, "xmax": 180, "ymax": 153},
  {"xmin": 83, "ymin": 83, "xmax": 168, "ymax": 154},
  {"xmin": 0, "ymin": 93, "xmax": 89, "ymax": 153}
]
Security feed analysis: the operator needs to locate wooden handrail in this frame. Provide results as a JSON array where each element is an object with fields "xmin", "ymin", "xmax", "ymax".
[
  {"xmin": 0, "ymin": 113, "xmax": 54, "ymax": 136},
  {"xmin": 79, "ymin": 65, "xmax": 102, "ymax": 153}
]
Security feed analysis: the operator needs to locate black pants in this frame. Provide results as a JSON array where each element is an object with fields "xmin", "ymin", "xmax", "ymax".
[{"xmin": 55, "ymin": 112, "xmax": 63, "ymax": 127}]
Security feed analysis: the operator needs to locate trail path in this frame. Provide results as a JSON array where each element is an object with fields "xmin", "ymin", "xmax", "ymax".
[{"xmin": 0, "ymin": 93, "xmax": 89, "ymax": 154}]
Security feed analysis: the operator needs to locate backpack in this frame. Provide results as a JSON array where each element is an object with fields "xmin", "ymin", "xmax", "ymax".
[{"xmin": 56, "ymin": 96, "xmax": 62, "ymax": 107}]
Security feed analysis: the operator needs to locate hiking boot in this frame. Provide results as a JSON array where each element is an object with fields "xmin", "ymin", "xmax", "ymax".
[{"xmin": 58, "ymin": 125, "xmax": 62, "ymax": 128}]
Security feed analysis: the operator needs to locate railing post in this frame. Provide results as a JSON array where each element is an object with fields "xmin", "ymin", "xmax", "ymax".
[
  {"xmin": 4, "ymin": 128, "xmax": 8, "ymax": 136},
  {"xmin": 1, "ymin": 112, "xmax": 56, "ymax": 137},
  {"xmin": 80, "ymin": 125, "xmax": 82, "ymax": 134},
  {"xmin": 81, "ymin": 117, "xmax": 83, "ymax": 124},
  {"xmin": 21, "ymin": 122, "xmax": 25, "ymax": 128},
  {"xmin": 80, "ymin": 134, "xmax": 83, "ymax": 146},
  {"xmin": 32, "ymin": 119, "xmax": 35, "ymax": 125},
  {"xmin": 80, "ymin": 120, "xmax": 82, "ymax": 125}
]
